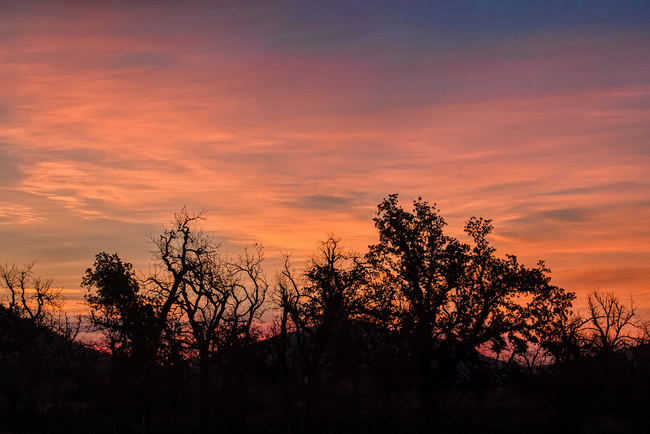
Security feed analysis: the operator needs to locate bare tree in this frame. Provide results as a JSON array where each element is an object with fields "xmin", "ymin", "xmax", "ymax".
[
  {"xmin": 273, "ymin": 253, "xmax": 306, "ymax": 372},
  {"xmin": 537, "ymin": 312, "xmax": 588, "ymax": 364},
  {"xmin": 149, "ymin": 209, "xmax": 268, "ymax": 358},
  {"xmin": 269, "ymin": 253, "xmax": 307, "ymax": 431},
  {"xmin": 1, "ymin": 261, "xmax": 62, "ymax": 325},
  {"xmin": 0, "ymin": 261, "xmax": 77, "ymax": 419},
  {"xmin": 585, "ymin": 291, "xmax": 647, "ymax": 355},
  {"xmin": 222, "ymin": 245, "xmax": 268, "ymax": 346},
  {"xmin": 148, "ymin": 208, "xmax": 267, "ymax": 432},
  {"xmin": 272, "ymin": 236, "xmax": 368, "ymax": 431}
]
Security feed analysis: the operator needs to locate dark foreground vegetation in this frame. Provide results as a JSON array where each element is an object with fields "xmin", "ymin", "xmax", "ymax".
[{"xmin": 1, "ymin": 195, "xmax": 649, "ymax": 433}]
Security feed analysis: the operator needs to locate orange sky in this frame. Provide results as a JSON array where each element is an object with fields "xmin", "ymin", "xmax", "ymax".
[{"xmin": 1, "ymin": 1, "xmax": 649, "ymax": 317}]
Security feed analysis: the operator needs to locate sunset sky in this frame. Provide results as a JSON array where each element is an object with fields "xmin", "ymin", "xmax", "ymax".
[{"xmin": 1, "ymin": 1, "xmax": 649, "ymax": 317}]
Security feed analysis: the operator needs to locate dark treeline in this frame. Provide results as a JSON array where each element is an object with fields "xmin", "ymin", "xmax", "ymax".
[{"xmin": 1, "ymin": 194, "xmax": 649, "ymax": 433}]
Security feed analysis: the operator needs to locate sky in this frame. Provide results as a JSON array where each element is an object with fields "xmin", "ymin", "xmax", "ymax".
[{"xmin": 1, "ymin": 0, "xmax": 649, "ymax": 318}]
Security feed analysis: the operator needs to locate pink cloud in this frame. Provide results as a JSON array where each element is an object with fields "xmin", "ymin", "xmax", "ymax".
[{"xmin": 1, "ymin": 3, "xmax": 649, "ymax": 316}]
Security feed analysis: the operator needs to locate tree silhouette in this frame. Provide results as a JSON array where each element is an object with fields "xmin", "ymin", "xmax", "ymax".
[
  {"xmin": 0, "ymin": 262, "xmax": 67, "ymax": 422},
  {"xmin": 367, "ymin": 194, "xmax": 575, "ymax": 426},
  {"xmin": 1, "ymin": 261, "xmax": 62, "ymax": 326},
  {"xmin": 82, "ymin": 252, "xmax": 163, "ymax": 433},
  {"xmin": 270, "ymin": 237, "xmax": 369, "ymax": 431},
  {"xmin": 536, "ymin": 311, "xmax": 586, "ymax": 365},
  {"xmin": 148, "ymin": 208, "xmax": 267, "ymax": 432},
  {"xmin": 584, "ymin": 291, "xmax": 648, "ymax": 355},
  {"xmin": 83, "ymin": 253, "xmax": 158, "ymax": 357},
  {"xmin": 301, "ymin": 236, "xmax": 367, "ymax": 430}
]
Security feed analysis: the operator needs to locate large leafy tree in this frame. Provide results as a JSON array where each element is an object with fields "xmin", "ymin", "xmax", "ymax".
[
  {"xmin": 83, "ymin": 252, "xmax": 158, "ymax": 358},
  {"xmin": 82, "ymin": 252, "xmax": 165, "ymax": 432},
  {"xmin": 367, "ymin": 194, "xmax": 575, "ymax": 421}
]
